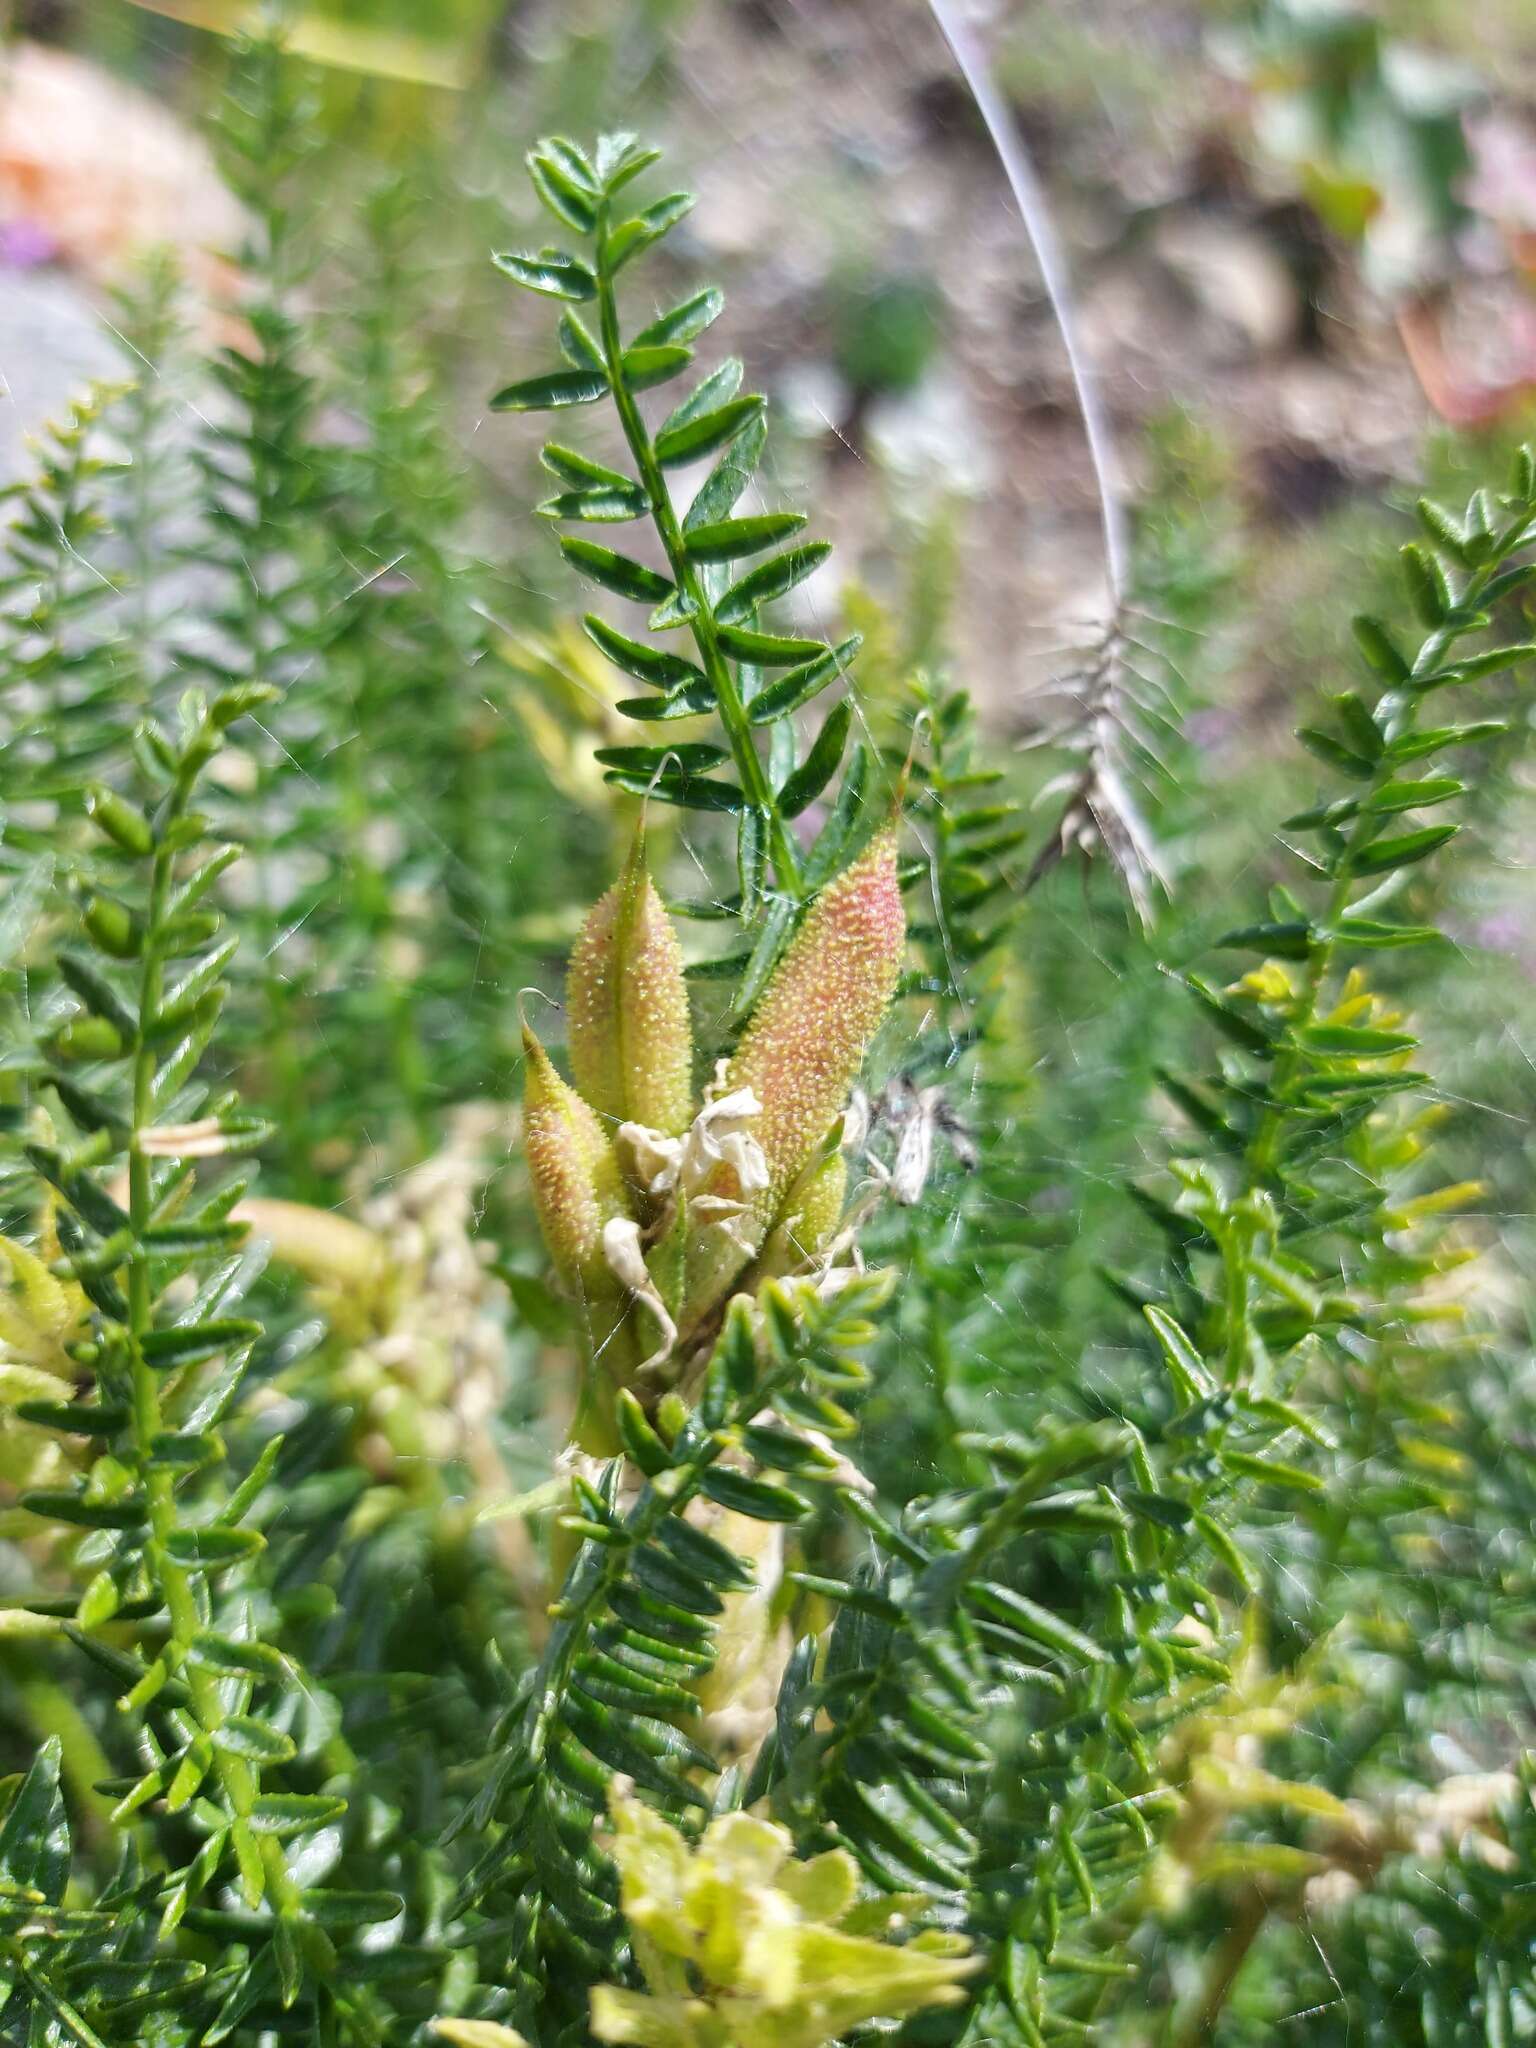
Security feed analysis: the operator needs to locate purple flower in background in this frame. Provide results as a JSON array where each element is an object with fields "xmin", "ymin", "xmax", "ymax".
[{"xmin": 0, "ymin": 219, "xmax": 59, "ymax": 269}]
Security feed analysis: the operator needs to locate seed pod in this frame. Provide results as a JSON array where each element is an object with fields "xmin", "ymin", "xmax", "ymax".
[
  {"xmin": 85, "ymin": 784, "xmax": 153, "ymax": 857},
  {"xmin": 732, "ymin": 829, "xmax": 903, "ymax": 1199},
  {"xmin": 567, "ymin": 830, "xmax": 693, "ymax": 1136},
  {"xmin": 524, "ymin": 1029, "xmax": 641, "ymax": 1453},
  {"xmin": 522, "ymin": 1027, "xmax": 629, "ymax": 1284},
  {"xmin": 755, "ymin": 1147, "xmax": 848, "ymax": 1281},
  {"xmin": 682, "ymin": 828, "xmax": 903, "ymax": 1325}
]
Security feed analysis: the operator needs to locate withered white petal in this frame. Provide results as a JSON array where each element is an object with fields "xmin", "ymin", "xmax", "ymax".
[
  {"xmin": 600, "ymin": 1215, "xmax": 677, "ymax": 1373},
  {"xmin": 616, "ymin": 1121, "xmax": 683, "ymax": 1196},
  {"xmin": 840, "ymin": 1086, "xmax": 872, "ymax": 1155}
]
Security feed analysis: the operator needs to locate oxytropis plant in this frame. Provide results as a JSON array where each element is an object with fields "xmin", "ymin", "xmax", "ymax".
[
  {"xmin": 6, "ymin": 90, "xmax": 1536, "ymax": 2048},
  {"xmin": 524, "ymin": 822, "xmax": 902, "ymax": 1449},
  {"xmin": 493, "ymin": 128, "xmax": 914, "ymax": 1458},
  {"xmin": 477, "ymin": 131, "xmax": 976, "ymax": 2042},
  {"xmin": 477, "ymin": 131, "xmax": 1536, "ymax": 2048}
]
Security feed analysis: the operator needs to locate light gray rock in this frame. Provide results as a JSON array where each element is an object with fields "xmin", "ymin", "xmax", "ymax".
[{"xmin": 0, "ymin": 266, "xmax": 120, "ymax": 478}]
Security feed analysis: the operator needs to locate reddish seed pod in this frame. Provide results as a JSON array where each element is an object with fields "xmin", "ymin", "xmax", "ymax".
[
  {"xmin": 731, "ymin": 825, "xmax": 905, "ymax": 1205},
  {"xmin": 682, "ymin": 828, "xmax": 905, "ymax": 1325}
]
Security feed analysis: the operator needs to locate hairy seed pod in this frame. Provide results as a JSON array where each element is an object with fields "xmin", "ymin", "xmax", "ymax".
[
  {"xmin": 755, "ymin": 1147, "xmax": 848, "ymax": 1282},
  {"xmin": 522, "ymin": 1026, "xmax": 629, "ymax": 1284},
  {"xmin": 523, "ymin": 1027, "xmax": 641, "ymax": 1454},
  {"xmin": 682, "ymin": 828, "xmax": 903, "ymax": 1328},
  {"xmin": 732, "ymin": 826, "xmax": 904, "ymax": 1203},
  {"xmin": 567, "ymin": 829, "xmax": 693, "ymax": 1136}
]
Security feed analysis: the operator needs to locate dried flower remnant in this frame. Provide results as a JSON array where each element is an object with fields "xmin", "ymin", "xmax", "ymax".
[
  {"xmin": 618, "ymin": 1063, "xmax": 771, "ymax": 1255},
  {"xmin": 600, "ymin": 1214, "xmax": 677, "ymax": 1373}
]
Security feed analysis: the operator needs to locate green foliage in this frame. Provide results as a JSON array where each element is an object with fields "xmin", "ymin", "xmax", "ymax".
[
  {"xmin": 493, "ymin": 132, "xmax": 874, "ymax": 1005},
  {"xmin": 0, "ymin": 75, "xmax": 1533, "ymax": 2048},
  {"xmin": 1223, "ymin": 0, "xmax": 1476, "ymax": 294},
  {"xmin": 0, "ymin": 387, "xmax": 134, "ymax": 824},
  {"xmin": 0, "ymin": 674, "xmax": 375, "ymax": 2039},
  {"xmin": 1102, "ymin": 464, "xmax": 1536, "ymax": 2046},
  {"xmin": 834, "ymin": 275, "xmax": 944, "ymax": 400},
  {"xmin": 454, "ymin": 1278, "xmax": 895, "ymax": 2034}
]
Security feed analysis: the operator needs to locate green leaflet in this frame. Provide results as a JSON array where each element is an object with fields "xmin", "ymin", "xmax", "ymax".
[
  {"xmin": 490, "ymin": 369, "xmax": 608, "ymax": 411},
  {"xmin": 493, "ymin": 249, "xmax": 598, "ymax": 302}
]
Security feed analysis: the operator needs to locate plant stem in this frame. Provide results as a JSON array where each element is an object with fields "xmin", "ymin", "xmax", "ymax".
[
  {"xmin": 1173, "ymin": 1888, "xmax": 1267, "ymax": 2048},
  {"xmin": 533, "ymin": 1360, "xmax": 790, "ymax": 1763},
  {"xmin": 592, "ymin": 209, "xmax": 803, "ymax": 897},
  {"xmin": 126, "ymin": 764, "xmax": 303, "ymax": 1919}
]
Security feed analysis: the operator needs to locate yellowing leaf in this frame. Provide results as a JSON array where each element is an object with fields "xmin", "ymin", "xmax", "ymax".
[
  {"xmin": 597, "ymin": 1784, "xmax": 977, "ymax": 2048},
  {"xmin": 124, "ymin": 0, "xmax": 470, "ymax": 88}
]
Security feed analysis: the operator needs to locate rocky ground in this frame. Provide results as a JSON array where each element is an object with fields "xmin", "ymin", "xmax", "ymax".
[
  {"xmin": 5, "ymin": 0, "xmax": 1534, "ymax": 726},
  {"xmin": 497, "ymin": 0, "xmax": 1518, "ymax": 717}
]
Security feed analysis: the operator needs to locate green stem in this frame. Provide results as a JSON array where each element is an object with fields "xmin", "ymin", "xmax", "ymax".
[
  {"xmin": 530, "ymin": 1340, "xmax": 813, "ymax": 1765},
  {"xmin": 592, "ymin": 208, "xmax": 803, "ymax": 897},
  {"xmin": 1220, "ymin": 1216, "xmax": 1250, "ymax": 1389},
  {"xmin": 126, "ymin": 765, "xmax": 303, "ymax": 1920},
  {"xmin": 1173, "ymin": 1887, "xmax": 1268, "ymax": 2048}
]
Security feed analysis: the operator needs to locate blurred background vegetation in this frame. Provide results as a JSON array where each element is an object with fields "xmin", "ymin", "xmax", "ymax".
[{"xmin": 4, "ymin": 0, "xmax": 1531, "ymax": 1201}]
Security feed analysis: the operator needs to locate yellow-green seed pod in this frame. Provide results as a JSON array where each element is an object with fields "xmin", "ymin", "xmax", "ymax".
[
  {"xmin": 522, "ymin": 1027, "xmax": 629, "ymax": 1285},
  {"xmin": 755, "ymin": 1146, "xmax": 848, "ymax": 1282},
  {"xmin": 523, "ymin": 1027, "xmax": 641, "ymax": 1454},
  {"xmin": 567, "ymin": 830, "xmax": 693, "ymax": 1136}
]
